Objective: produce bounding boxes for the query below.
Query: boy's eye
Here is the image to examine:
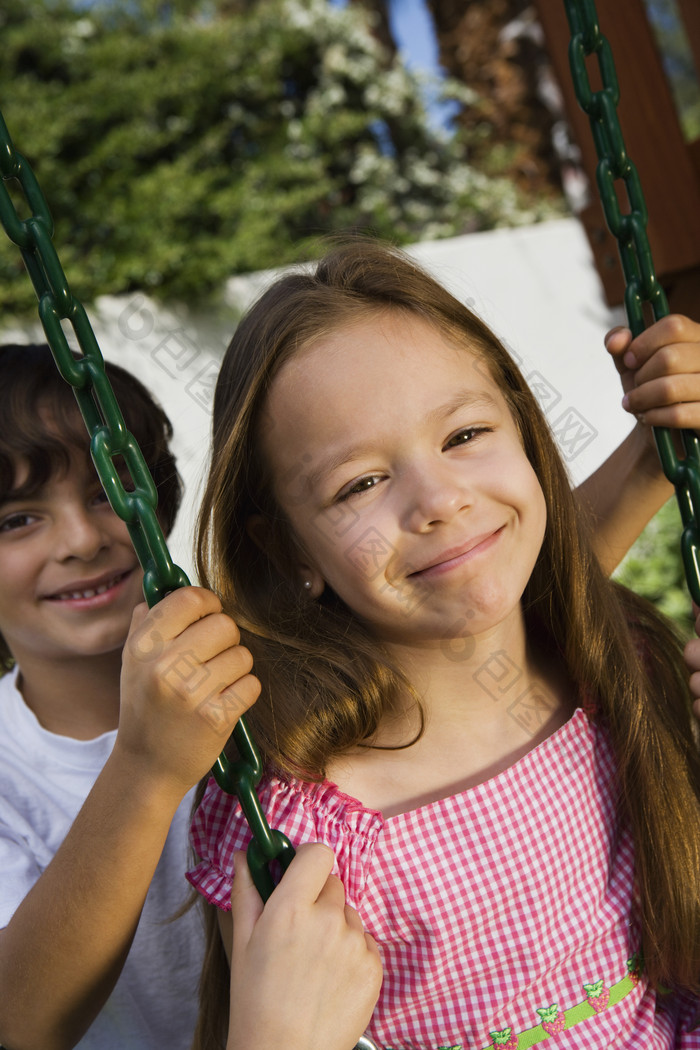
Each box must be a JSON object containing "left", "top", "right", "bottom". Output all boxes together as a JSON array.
[{"left": 0, "top": 512, "right": 37, "bottom": 533}]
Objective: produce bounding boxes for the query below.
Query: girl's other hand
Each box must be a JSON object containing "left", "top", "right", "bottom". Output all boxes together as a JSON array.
[
  {"left": 117, "top": 586, "right": 260, "bottom": 797},
  {"left": 605, "top": 314, "right": 700, "bottom": 432},
  {"left": 227, "top": 843, "right": 382, "bottom": 1050}
]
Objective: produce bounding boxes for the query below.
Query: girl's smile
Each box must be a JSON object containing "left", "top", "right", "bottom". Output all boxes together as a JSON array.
[
  {"left": 406, "top": 524, "right": 506, "bottom": 579},
  {"left": 261, "top": 309, "right": 547, "bottom": 650}
]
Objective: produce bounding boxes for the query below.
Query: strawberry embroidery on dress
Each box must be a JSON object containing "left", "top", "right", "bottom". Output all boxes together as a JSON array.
[
  {"left": 626, "top": 951, "right": 643, "bottom": 985},
  {"left": 583, "top": 978, "right": 610, "bottom": 1013},
  {"left": 536, "top": 1003, "right": 566, "bottom": 1036},
  {"left": 489, "top": 1026, "right": 518, "bottom": 1048}
]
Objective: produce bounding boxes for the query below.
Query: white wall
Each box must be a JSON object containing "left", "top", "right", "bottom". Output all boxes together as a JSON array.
[{"left": 1, "top": 217, "right": 629, "bottom": 579}]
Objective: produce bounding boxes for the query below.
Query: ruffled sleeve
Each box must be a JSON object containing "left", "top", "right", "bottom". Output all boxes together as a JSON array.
[{"left": 187, "top": 774, "right": 384, "bottom": 911}]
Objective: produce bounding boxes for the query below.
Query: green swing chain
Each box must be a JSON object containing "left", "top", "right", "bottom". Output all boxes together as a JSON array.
[
  {"left": 564, "top": 0, "right": 700, "bottom": 606},
  {"left": 0, "top": 111, "right": 294, "bottom": 902}
]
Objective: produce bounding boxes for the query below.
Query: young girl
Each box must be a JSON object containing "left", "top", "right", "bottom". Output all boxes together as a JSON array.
[{"left": 187, "top": 240, "right": 700, "bottom": 1050}]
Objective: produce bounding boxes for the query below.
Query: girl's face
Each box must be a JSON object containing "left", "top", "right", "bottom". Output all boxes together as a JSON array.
[
  {"left": 260, "top": 310, "right": 547, "bottom": 649},
  {"left": 0, "top": 450, "right": 143, "bottom": 667}
]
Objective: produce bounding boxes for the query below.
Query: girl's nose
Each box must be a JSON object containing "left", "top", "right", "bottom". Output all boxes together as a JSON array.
[
  {"left": 402, "top": 465, "right": 471, "bottom": 533},
  {"left": 54, "top": 507, "right": 111, "bottom": 562}
]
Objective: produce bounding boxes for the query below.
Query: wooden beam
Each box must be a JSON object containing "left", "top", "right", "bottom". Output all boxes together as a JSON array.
[{"left": 533, "top": 0, "right": 700, "bottom": 309}]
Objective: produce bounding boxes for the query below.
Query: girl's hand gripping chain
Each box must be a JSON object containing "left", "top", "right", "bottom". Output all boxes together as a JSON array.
[
  {"left": 605, "top": 314, "right": 700, "bottom": 433},
  {"left": 224, "top": 843, "right": 383, "bottom": 1050},
  {"left": 117, "top": 586, "right": 261, "bottom": 799}
]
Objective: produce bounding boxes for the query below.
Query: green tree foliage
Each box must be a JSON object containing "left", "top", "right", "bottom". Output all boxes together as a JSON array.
[
  {"left": 614, "top": 498, "right": 694, "bottom": 637},
  {"left": 0, "top": 0, "right": 553, "bottom": 313}
]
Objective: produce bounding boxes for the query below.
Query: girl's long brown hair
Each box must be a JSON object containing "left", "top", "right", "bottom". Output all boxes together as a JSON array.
[{"left": 192, "top": 240, "right": 700, "bottom": 1048}]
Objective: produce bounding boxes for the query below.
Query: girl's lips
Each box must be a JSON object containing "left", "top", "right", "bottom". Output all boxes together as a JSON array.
[
  {"left": 44, "top": 569, "right": 136, "bottom": 608},
  {"left": 409, "top": 527, "right": 504, "bottom": 579}
]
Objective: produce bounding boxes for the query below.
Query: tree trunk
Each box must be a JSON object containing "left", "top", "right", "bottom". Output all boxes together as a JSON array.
[{"left": 427, "top": 0, "right": 562, "bottom": 196}]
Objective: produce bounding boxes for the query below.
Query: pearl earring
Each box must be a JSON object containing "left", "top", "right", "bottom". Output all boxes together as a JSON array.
[{"left": 303, "top": 580, "right": 312, "bottom": 591}]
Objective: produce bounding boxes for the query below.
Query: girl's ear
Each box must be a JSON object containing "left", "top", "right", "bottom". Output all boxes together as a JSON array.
[
  {"left": 296, "top": 566, "right": 325, "bottom": 600},
  {"left": 247, "top": 514, "right": 325, "bottom": 599},
  {"left": 246, "top": 513, "right": 272, "bottom": 555}
]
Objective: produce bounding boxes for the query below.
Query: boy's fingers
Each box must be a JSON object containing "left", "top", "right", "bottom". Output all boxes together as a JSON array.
[
  {"left": 170, "top": 612, "right": 242, "bottom": 664},
  {"left": 137, "top": 586, "right": 225, "bottom": 644},
  {"left": 197, "top": 673, "right": 261, "bottom": 729},
  {"left": 127, "top": 601, "right": 149, "bottom": 632},
  {"left": 127, "top": 589, "right": 246, "bottom": 667},
  {"left": 194, "top": 645, "right": 256, "bottom": 694},
  {"left": 125, "top": 601, "right": 169, "bottom": 660}
]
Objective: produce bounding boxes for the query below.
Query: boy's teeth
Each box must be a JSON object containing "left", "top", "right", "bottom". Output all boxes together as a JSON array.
[{"left": 58, "top": 576, "right": 119, "bottom": 600}]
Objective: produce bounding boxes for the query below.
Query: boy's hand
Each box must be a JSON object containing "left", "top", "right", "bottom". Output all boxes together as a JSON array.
[
  {"left": 605, "top": 314, "right": 700, "bottom": 433},
  {"left": 227, "top": 843, "right": 382, "bottom": 1050},
  {"left": 117, "top": 586, "right": 260, "bottom": 795}
]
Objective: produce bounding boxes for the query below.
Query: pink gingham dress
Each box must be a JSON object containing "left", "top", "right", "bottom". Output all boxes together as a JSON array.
[{"left": 188, "top": 708, "right": 700, "bottom": 1049}]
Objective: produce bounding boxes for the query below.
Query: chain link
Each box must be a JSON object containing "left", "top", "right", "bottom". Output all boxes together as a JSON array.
[
  {"left": 0, "top": 109, "right": 293, "bottom": 901},
  {"left": 564, "top": 0, "right": 700, "bottom": 605}
]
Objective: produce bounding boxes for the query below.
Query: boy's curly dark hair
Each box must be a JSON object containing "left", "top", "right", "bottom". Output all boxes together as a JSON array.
[{"left": 0, "top": 343, "right": 182, "bottom": 666}]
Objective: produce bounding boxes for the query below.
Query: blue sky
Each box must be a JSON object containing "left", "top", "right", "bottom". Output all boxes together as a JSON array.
[
  {"left": 385, "top": 0, "right": 442, "bottom": 76},
  {"left": 330, "top": 0, "right": 456, "bottom": 127},
  {"left": 331, "top": 0, "right": 440, "bottom": 69},
  {"left": 331, "top": 0, "right": 441, "bottom": 74}
]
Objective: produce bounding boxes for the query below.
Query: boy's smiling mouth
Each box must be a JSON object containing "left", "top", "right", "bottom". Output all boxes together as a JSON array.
[{"left": 45, "top": 569, "right": 135, "bottom": 603}]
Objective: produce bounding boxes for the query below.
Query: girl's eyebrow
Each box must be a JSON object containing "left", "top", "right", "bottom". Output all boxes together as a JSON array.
[
  {"left": 304, "top": 389, "right": 500, "bottom": 491},
  {"left": 426, "top": 389, "right": 499, "bottom": 424},
  {"left": 304, "top": 442, "right": 377, "bottom": 495}
]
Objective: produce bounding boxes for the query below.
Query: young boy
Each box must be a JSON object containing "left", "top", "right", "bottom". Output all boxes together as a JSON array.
[{"left": 0, "top": 344, "right": 261, "bottom": 1050}]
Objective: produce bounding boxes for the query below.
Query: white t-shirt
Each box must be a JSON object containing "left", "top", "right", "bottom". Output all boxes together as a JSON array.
[{"left": 0, "top": 667, "right": 204, "bottom": 1050}]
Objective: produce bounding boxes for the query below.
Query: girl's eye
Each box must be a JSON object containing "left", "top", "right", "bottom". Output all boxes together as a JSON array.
[
  {"left": 337, "top": 475, "right": 381, "bottom": 502},
  {"left": 444, "top": 426, "right": 491, "bottom": 450},
  {"left": 0, "top": 512, "right": 37, "bottom": 533}
]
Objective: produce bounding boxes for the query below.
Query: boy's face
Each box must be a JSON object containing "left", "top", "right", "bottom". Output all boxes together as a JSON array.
[{"left": 0, "top": 451, "right": 143, "bottom": 668}]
